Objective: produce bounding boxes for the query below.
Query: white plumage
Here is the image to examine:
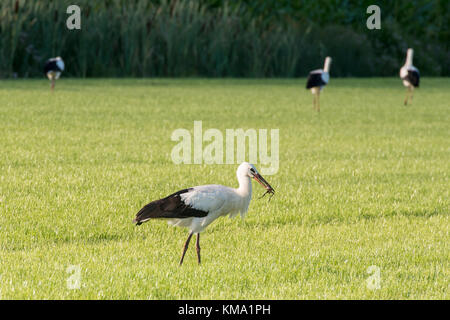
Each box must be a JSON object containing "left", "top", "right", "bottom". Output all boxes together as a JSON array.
[{"left": 168, "top": 184, "right": 247, "bottom": 233}]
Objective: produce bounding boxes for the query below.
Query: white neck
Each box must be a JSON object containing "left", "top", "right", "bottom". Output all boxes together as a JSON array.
[
  {"left": 235, "top": 174, "right": 252, "bottom": 216},
  {"left": 324, "top": 57, "right": 331, "bottom": 72},
  {"left": 237, "top": 174, "right": 252, "bottom": 198},
  {"left": 406, "top": 49, "right": 413, "bottom": 66}
]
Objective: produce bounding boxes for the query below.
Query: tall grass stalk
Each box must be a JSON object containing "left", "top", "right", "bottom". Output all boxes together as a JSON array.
[{"left": 0, "top": 0, "right": 448, "bottom": 78}]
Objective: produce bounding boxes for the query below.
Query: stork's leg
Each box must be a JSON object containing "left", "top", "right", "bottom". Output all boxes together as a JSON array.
[
  {"left": 410, "top": 86, "right": 414, "bottom": 104},
  {"left": 313, "top": 91, "right": 318, "bottom": 111},
  {"left": 316, "top": 91, "right": 320, "bottom": 112},
  {"left": 404, "top": 87, "right": 410, "bottom": 106},
  {"left": 51, "top": 79, "right": 55, "bottom": 92},
  {"left": 179, "top": 232, "right": 193, "bottom": 266},
  {"left": 196, "top": 233, "right": 201, "bottom": 265}
]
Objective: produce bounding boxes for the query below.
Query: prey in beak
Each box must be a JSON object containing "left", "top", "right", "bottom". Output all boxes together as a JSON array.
[{"left": 252, "top": 172, "right": 275, "bottom": 201}]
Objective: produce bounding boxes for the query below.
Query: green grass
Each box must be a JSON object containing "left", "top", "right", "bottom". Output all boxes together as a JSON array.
[{"left": 0, "top": 78, "right": 448, "bottom": 299}]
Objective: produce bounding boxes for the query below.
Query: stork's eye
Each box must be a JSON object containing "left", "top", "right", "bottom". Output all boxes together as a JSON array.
[{"left": 250, "top": 168, "right": 255, "bottom": 173}]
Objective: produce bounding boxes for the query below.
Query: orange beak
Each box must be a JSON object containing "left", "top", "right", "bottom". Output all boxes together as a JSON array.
[{"left": 253, "top": 173, "right": 274, "bottom": 193}]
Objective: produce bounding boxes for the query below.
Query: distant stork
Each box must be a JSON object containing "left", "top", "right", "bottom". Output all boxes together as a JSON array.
[
  {"left": 133, "top": 162, "right": 275, "bottom": 266},
  {"left": 44, "top": 57, "right": 64, "bottom": 91},
  {"left": 306, "top": 56, "right": 332, "bottom": 112},
  {"left": 400, "top": 48, "right": 420, "bottom": 105}
]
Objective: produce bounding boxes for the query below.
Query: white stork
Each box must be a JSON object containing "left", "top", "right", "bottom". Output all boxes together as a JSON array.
[
  {"left": 44, "top": 57, "right": 65, "bottom": 91},
  {"left": 400, "top": 48, "right": 420, "bottom": 105},
  {"left": 306, "top": 56, "right": 332, "bottom": 112},
  {"left": 133, "top": 162, "right": 275, "bottom": 266}
]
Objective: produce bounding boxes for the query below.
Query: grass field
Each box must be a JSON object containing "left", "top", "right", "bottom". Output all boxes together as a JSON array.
[{"left": 0, "top": 78, "right": 448, "bottom": 299}]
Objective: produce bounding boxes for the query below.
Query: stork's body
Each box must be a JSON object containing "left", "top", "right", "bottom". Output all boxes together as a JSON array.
[
  {"left": 44, "top": 57, "right": 64, "bottom": 91},
  {"left": 306, "top": 57, "right": 332, "bottom": 112},
  {"left": 133, "top": 162, "right": 274, "bottom": 265},
  {"left": 400, "top": 48, "right": 420, "bottom": 105}
]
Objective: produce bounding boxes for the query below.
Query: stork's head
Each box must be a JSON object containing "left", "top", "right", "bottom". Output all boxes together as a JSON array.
[{"left": 237, "top": 162, "right": 275, "bottom": 194}]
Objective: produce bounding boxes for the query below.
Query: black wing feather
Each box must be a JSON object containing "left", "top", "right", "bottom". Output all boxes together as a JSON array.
[
  {"left": 44, "top": 59, "right": 62, "bottom": 75},
  {"left": 406, "top": 70, "right": 420, "bottom": 87},
  {"left": 306, "top": 72, "right": 325, "bottom": 89},
  {"left": 133, "top": 188, "right": 208, "bottom": 225}
]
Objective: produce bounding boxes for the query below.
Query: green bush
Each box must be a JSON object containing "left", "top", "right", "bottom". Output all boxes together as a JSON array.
[{"left": 0, "top": 0, "right": 448, "bottom": 78}]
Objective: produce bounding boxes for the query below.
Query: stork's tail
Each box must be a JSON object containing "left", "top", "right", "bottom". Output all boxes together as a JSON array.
[{"left": 133, "top": 202, "right": 159, "bottom": 226}]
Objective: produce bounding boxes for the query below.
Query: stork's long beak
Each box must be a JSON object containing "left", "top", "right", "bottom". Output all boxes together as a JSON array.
[{"left": 253, "top": 173, "right": 274, "bottom": 193}]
